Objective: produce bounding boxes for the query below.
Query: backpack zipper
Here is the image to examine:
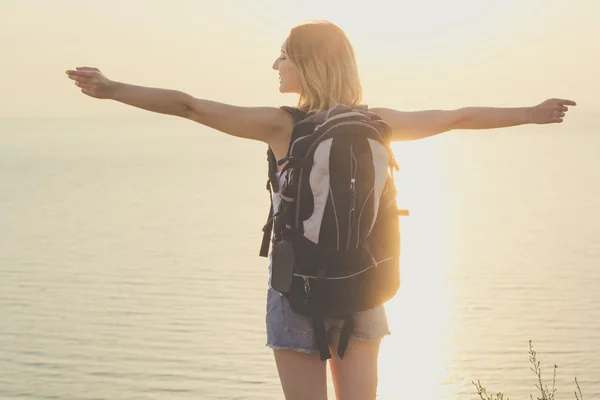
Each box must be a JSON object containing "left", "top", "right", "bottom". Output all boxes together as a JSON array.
[
  {"left": 295, "top": 169, "right": 303, "bottom": 229},
  {"left": 347, "top": 177, "right": 355, "bottom": 250},
  {"left": 293, "top": 257, "right": 393, "bottom": 280},
  {"left": 347, "top": 145, "right": 357, "bottom": 250}
]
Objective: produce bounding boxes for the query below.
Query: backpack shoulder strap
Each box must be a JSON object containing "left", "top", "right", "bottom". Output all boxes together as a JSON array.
[
  {"left": 280, "top": 106, "right": 308, "bottom": 124},
  {"left": 260, "top": 106, "right": 308, "bottom": 257},
  {"left": 267, "top": 106, "right": 307, "bottom": 172},
  {"left": 267, "top": 107, "right": 308, "bottom": 187}
]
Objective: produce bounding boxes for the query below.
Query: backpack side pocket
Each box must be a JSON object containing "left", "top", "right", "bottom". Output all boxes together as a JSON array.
[{"left": 270, "top": 239, "right": 295, "bottom": 293}]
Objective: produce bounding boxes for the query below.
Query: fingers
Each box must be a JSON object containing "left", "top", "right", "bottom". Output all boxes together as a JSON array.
[
  {"left": 76, "top": 66, "right": 99, "bottom": 72},
  {"left": 74, "top": 81, "right": 94, "bottom": 89},
  {"left": 66, "top": 68, "right": 100, "bottom": 97},
  {"left": 69, "top": 75, "right": 94, "bottom": 84},
  {"left": 555, "top": 109, "right": 565, "bottom": 123},
  {"left": 555, "top": 98, "right": 577, "bottom": 106},
  {"left": 65, "top": 67, "right": 106, "bottom": 99},
  {"left": 67, "top": 75, "right": 97, "bottom": 88},
  {"left": 66, "top": 70, "right": 100, "bottom": 88},
  {"left": 66, "top": 69, "right": 98, "bottom": 78}
]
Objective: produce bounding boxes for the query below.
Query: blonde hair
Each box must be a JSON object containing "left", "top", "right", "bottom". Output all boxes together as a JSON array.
[{"left": 286, "top": 21, "right": 363, "bottom": 114}]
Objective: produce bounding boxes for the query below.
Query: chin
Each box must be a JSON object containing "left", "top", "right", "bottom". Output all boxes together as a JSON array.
[{"left": 278, "top": 85, "right": 299, "bottom": 95}]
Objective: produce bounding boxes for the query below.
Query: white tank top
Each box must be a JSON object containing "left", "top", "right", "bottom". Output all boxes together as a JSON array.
[{"left": 271, "top": 170, "right": 287, "bottom": 217}]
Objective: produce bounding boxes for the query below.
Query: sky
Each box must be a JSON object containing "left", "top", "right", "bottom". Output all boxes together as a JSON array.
[{"left": 0, "top": 0, "right": 599, "bottom": 119}]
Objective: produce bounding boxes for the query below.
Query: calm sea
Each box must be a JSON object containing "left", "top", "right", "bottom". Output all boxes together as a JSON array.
[{"left": 1, "top": 116, "right": 599, "bottom": 399}]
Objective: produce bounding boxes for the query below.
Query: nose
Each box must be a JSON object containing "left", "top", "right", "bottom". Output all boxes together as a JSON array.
[{"left": 272, "top": 58, "right": 279, "bottom": 71}]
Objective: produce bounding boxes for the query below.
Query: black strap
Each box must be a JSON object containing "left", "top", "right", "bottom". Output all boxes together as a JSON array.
[
  {"left": 280, "top": 106, "right": 308, "bottom": 125},
  {"left": 337, "top": 315, "right": 355, "bottom": 359},
  {"left": 312, "top": 265, "right": 332, "bottom": 361},
  {"left": 313, "top": 316, "right": 331, "bottom": 361},
  {"left": 259, "top": 182, "right": 274, "bottom": 258}
]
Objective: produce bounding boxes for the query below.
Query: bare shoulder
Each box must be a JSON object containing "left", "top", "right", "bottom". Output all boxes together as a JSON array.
[
  {"left": 368, "top": 107, "right": 413, "bottom": 139},
  {"left": 368, "top": 107, "right": 410, "bottom": 126}
]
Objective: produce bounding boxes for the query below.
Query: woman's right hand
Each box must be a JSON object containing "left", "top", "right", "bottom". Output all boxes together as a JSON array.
[{"left": 65, "top": 67, "right": 116, "bottom": 99}]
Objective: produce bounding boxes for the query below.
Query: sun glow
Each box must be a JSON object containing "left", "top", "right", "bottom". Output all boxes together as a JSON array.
[{"left": 376, "top": 140, "right": 457, "bottom": 399}]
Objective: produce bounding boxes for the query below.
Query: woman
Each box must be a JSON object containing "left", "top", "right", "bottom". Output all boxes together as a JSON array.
[{"left": 66, "top": 20, "right": 575, "bottom": 400}]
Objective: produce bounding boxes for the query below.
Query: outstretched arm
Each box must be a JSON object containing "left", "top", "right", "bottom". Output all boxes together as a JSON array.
[
  {"left": 371, "top": 98, "right": 576, "bottom": 141},
  {"left": 65, "top": 67, "right": 293, "bottom": 144}
]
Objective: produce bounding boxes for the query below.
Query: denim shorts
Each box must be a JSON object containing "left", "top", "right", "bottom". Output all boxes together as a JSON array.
[{"left": 265, "top": 287, "right": 391, "bottom": 353}]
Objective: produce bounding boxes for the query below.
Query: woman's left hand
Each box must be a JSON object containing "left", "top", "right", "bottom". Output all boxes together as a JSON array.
[{"left": 532, "top": 98, "right": 577, "bottom": 124}]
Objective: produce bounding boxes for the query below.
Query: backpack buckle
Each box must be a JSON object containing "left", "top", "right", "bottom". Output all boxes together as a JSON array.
[{"left": 277, "top": 156, "right": 291, "bottom": 166}]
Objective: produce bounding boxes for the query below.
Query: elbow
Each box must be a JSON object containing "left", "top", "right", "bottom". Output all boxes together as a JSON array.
[
  {"left": 179, "top": 103, "right": 192, "bottom": 119},
  {"left": 447, "top": 108, "right": 475, "bottom": 131},
  {"left": 415, "top": 110, "right": 464, "bottom": 138},
  {"left": 178, "top": 92, "right": 200, "bottom": 120}
]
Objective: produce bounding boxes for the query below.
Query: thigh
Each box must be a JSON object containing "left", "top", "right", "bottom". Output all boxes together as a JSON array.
[
  {"left": 273, "top": 349, "right": 328, "bottom": 400},
  {"left": 267, "top": 288, "right": 328, "bottom": 399},
  {"left": 328, "top": 331, "right": 381, "bottom": 400}
]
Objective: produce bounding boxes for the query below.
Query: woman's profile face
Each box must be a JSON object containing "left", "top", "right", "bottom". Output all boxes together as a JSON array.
[{"left": 272, "top": 40, "right": 302, "bottom": 94}]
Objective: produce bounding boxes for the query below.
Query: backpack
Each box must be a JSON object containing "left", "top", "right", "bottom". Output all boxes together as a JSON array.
[{"left": 260, "top": 104, "right": 402, "bottom": 361}]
